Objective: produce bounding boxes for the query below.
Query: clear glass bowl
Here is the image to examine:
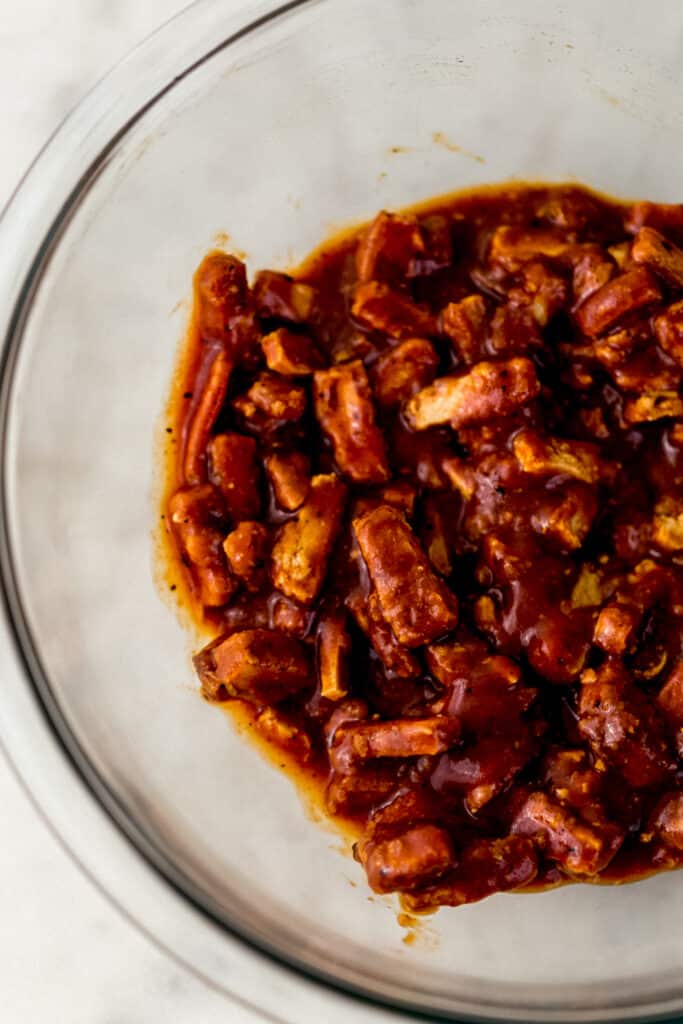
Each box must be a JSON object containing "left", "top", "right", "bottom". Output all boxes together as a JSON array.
[{"left": 2, "top": 1, "right": 683, "bottom": 1021}]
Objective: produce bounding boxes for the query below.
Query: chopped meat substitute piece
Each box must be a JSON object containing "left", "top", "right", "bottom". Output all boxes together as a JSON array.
[
  {"left": 512, "top": 429, "right": 602, "bottom": 484},
  {"left": 579, "top": 662, "right": 675, "bottom": 789},
  {"left": 431, "top": 730, "right": 537, "bottom": 813},
  {"left": 590, "top": 328, "right": 638, "bottom": 370},
  {"left": 405, "top": 357, "right": 540, "bottom": 430},
  {"left": 654, "top": 300, "right": 683, "bottom": 366},
  {"left": 624, "top": 392, "right": 683, "bottom": 424},
  {"left": 353, "top": 505, "right": 458, "bottom": 646},
  {"left": 351, "top": 281, "right": 437, "bottom": 338},
  {"left": 419, "top": 494, "right": 455, "bottom": 576},
  {"left": 627, "top": 200, "right": 683, "bottom": 236},
  {"left": 530, "top": 484, "right": 598, "bottom": 551},
  {"left": 264, "top": 450, "right": 310, "bottom": 511},
  {"left": 270, "top": 596, "right": 309, "bottom": 638},
  {"left": 652, "top": 496, "right": 683, "bottom": 552},
  {"left": 416, "top": 213, "right": 453, "bottom": 273},
  {"left": 193, "top": 628, "right": 311, "bottom": 703},
  {"left": 195, "top": 252, "right": 256, "bottom": 356},
  {"left": 347, "top": 590, "right": 421, "bottom": 679},
  {"left": 317, "top": 611, "right": 351, "bottom": 701},
  {"left": 427, "top": 641, "right": 536, "bottom": 731},
  {"left": 371, "top": 338, "right": 439, "bottom": 408},
  {"left": 253, "top": 270, "right": 317, "bottom": 323},
  {"left": 356, "top": 210, "right": 425, "bottom": 283},
  {"left": 632, "top": 226, "right": 683, "bottom": 288},
  {"left": 357, "top": 824, "right": 454, "bottom": 893},
  {"left": 403, "top": 836, "right": 538, "bottom": 910},
  {"left": 233, "top": 372, "right": 307, "bottom": 424},
  {"left": 489, "top": 225, "right": 573, "bottom": 271},
  {"left": 208, "top": 432, "right": 261, "bottom": 521},
  {"left": 593, "top": 602, "right": 642, "bottom": 654},
  {"left": 651, "top": 792, "right": 683, "bottom": 852},
  {"left": 542, "top": 747, "right": 604, "bottom": 813},
  {"left": 223, "top": 521, "right": 269, "bottom": 591},
  {"left": 271, "top": 474, "right": 347, "bottom": 604},
  {"left": 657, "top": 661, "right": 683, "bottom": 756},
  {"left": 260, "top": 327, "right": 325, "bottom": 375},
  {"left": 574, "top": 267, "right": 661, "bottom": 337},
  {"left": 488, "top": 302, "right": 543, "bottom": 357},
  {"left": 330, "top": 715, "right": 460, "bottom": 773},
  {"left": 439, "top": 294, "right": 487, "bottom": 364},
  {"left": 508, "top": 260, "right": 568, "bottom": 327},
  {"left": 325, "top": 767, "right": 396, "bottom": 815},
  {"left": 512, "top": 791, "right": 623, "bottom": 875},
  {"left": 255, "top": 707, "right": 311, "bottom": 762},
  {"left": 184, "top": 350, "right": 232, "bottom": 485},
  {"left": 313, "top": 360, "right": 390, "bottom": 483},
  {"left": 168, "top": 484, "right": 235, "bottom": 607},
  {"left": 572, "top": 245, "right": 615, "bottom": 306}
]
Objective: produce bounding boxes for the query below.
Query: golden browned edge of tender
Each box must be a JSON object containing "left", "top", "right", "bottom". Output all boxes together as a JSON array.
[{"left": 153, "top": 180, "right": 674, "bottom": 906}]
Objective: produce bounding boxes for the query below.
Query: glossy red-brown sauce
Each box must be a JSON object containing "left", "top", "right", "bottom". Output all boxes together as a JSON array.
[{"left": 162, "top": 184, "right": 683, "bottom": 910}]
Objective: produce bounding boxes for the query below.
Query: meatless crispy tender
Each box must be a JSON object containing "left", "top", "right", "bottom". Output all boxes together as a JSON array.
[
  {"left": 651, "top": 792, "right": 683, "bottom": 852},
  {"left": 317, "top": 612, "right": 351, "bottom": 701},
  {"left": 512, "top": 791, "right": 624, "bottom": 876},
  {"left": 184, "top": 351, "right": 232, "bottom": 485},
  {"left": 632, "top": 226, "right": 683, "bottom": 288},
  {"left": 168, "top": 184, "right": 683, "bottom": 912},
  {"left": 512, "top": 429, "right": 602, "bottom": 484},
  {"left": 572, "top": 245, "right": 615, "bottom": 306},
  {"left": 330, "top": 716, "right": 461, "bottom": 773},
  {"left": 271, "top": 474, "right": 347, "bottom": 604},
  {"left": 657, "top": 661, "right": 683, "bottom": 757},
  {"left": 593, "top": 602, "right": 641, "bottom": 654},
  {"left": 222, "top": 521, "right": 269, "bottom": 590},
  {"left": 168, "top": 485, "right": 236, "bottom": 607},
  {"left": 260, "top": 327, "right": 325, "bottom": 375},
  {"left": 252, "top": 270, "right": 317, "bottom": 323},
  {"left": 624, "top": 392, "right": 683, "bottom": 424},
  {"left": 579, "top": 662, "right": 675, "bottom": 789},
  {"left": 313, "top": 361, "right": 390, "bottom": 483},
  {"left": 195, "top": 252, "right": 256, "bottom": 355},
  {"left": 234, "top": 372, "right": 307, "bottom": 424},
  {"left": 530, "top": 484, "right": 598, "bottom": 550},
  {"left": 574, "top": 267, "right": 661, "bottom": 336},
  {"left": 357, "top": 824, "right": 454, "bottom": 893},
  {"left": 439, "top": 295, "right": 487, "bottom": 364},
  {"left": 489, "top": 225, "right": 573, "bottom": 271},
  {"left": 403, "top": 836, "right": 538, "bottom": 910},
  {"left": 264, "top": 450, "right": 310, "bottom": 511},
  {"left": 654, "top": 301, "right": 683, "bottom": 366},
  {"left": 351, "top": 281, "right": 437, "bottom": 338},
  {"left": 194, "top": 628, "right": 311, "bottom": 703},
  {"left": 405, "top": 357, "right": 540, "bottom": 430},
  {"left": 356, "top": 210, "right": 425, "bottom": 284},
  {"left": 353, "top": 505, "right": 458, "bottom": 646},
  {"left": 371, "top": 338, "right": 439, "bottom": 408},
  {"left": 347, "top": 590, "right": 422, "bottom": 678},
  {"left": 208, "top": 433, "right": 261, "bottom": 521},
  {"left": 627, "top": 200, "right": 683, "bottom": 235}
]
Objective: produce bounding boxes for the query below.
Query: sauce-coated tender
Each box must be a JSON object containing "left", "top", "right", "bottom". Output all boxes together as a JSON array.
[{"left": 167, "top": 184, "right": 683, "bottom": 912}]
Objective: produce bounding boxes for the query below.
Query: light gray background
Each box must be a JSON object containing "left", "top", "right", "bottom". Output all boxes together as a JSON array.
[{"left": 0, "top": 3, "right": 263, "bottom": 1020}]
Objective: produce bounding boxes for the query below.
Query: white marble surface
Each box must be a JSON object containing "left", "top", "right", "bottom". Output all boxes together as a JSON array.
[{"left": 0, "top": 3, "right": 262, "bottom": 1020}]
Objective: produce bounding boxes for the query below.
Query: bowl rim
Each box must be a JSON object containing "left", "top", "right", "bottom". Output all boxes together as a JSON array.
[{"left": 1, "top": 1, "right": 683, "bottom": 1021}]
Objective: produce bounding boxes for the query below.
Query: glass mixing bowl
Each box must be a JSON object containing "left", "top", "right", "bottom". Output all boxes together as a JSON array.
[{"left": 2, "top": 1, "right": 683, "bottom": 1021}]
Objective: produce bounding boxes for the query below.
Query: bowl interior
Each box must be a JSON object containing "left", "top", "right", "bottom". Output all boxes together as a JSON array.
[{"left": 4, "top": 0, "right": 683, "bottom": 1019}]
